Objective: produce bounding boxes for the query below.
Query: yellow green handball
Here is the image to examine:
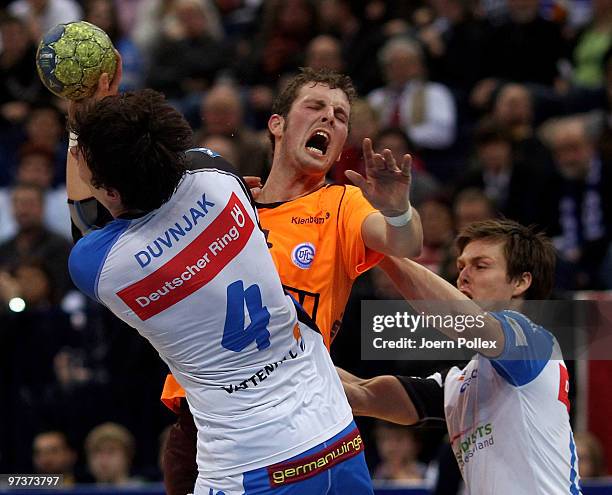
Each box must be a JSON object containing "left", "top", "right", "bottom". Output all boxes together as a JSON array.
[{"left": 36, "top": 21, "right": 117, "bottom": 100}]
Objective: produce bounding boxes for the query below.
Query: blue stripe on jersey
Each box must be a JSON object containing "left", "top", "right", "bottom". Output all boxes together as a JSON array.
[
  {"left": 489, "top": 310, "right": 554, "bottom": 387},
  {"left": 569, "top": 431, "right": 581, "bottom": 494},
  {"left": 69, "top": 219, "right": 132, "bottom": 302}
]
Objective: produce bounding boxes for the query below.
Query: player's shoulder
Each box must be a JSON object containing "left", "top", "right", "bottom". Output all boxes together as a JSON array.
[
  {"left": 491, "top": 309, "right": 554, "bottom": 339},
  {"left": 185, "top": 147, "right": 239, "bottom": 176},
  {"left": 69, "top": 218, "right": 132, "bottom": 301}
]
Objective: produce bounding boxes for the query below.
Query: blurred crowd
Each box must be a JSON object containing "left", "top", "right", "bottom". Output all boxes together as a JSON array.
[{"left": 0, "top": 0, "right": 611, "bottom": 486}]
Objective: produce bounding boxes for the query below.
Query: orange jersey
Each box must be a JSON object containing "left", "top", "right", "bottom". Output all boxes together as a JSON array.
[{"left": 161, "top": 184, "right": 383, "bottom": 412}]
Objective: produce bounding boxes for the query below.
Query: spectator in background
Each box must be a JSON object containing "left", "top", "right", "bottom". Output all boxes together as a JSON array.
[
  {"left": 0, "top": 103, "right": 67, "bottom": 187},
  {"left": 456, "top": 119, "right": 549, "bottom": 228},
  {"left": 373, "top": 420, "right": 426, "bottom": 482},
  {"left": 132, "top": 0, "right": 223, "bottom": 64},
  {"left": 305, "top": 34, "right": 345, "bottom": 73},
  {"left": 8, "top": 0, "right": 82, "bottom": 43},
  {"left": 593, "top": 46, "right": 612, "bottom": 162},
  {"left": 374, "top": 127, "right": 440, "bottom": 207},
  {"left": 572, "top": 0, "right": 612, "bottom": 89},
  {"left": 542, "top": 116, "right": 612, "bottom": 289},
  {"left": 0, "top": 145, "right": 71, "bottom": 242},
  {"left": 0, "top": 259, "right": 55, "bottom": 309},
  {"left": 411, "top": 195, "right": 454, "bottom": 275},
  {"left": 453, "top": 187, "right": 496, "bottom": 232},
  {"left": 316, "top": 0, "right": 385, "bottom": 94},
  {"left": 238, "top": 0, "right": 318, "bottom": 86},
  {"left": 85, "top": 423, "right": 139, "bottom": 485},
  {"left": 480, "top": 0, "right": 566, "bottom": 87},
  {"left": 195, "top": 134, "right": 239, "bottom": 167},
  {"left": 419, "top": 0, "right": 490, "bottom": 100},
  {"left": 0, "top": 182, "right": 72, "bottom": 299},
  {"left": 145, "top": 0, "right": 228, "bottom": 100},
  {"left": 491, "top": 82, "right": 555, "bottom": 170},
  {"left": 368, "top": 37, "right": 456, "bottom": 151},
  {"left": 32, "top": 431, "right": 77, "bottom": 484},
  {"left": 199, "top": 82, "right": 269, "bottom": 178},
  {"left": 84, "top": 0, "right": 143, "bottom": 92},
  {"left": 575, "top": 431, "right": 607, "bottom": 478},
  {"left": 0, "top": 14, "right": 46, "bottom": 128}
]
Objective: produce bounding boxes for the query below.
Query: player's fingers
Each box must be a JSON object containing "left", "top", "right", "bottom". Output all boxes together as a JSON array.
[
  {"left": 400, "top": 154, "right": 412, "bottom": 178},
  {"left": 243, "top": 176, "right": 263, "bottom": 189},
  {"left": 344, "top": 170, "right": 367, "bottom": 189},
  {"left": 382, "top": 148, "right": 399, "bottom": 172},
  {"left": 109, "top": 49, "right": 123, "bottom": 94},
  {"left": 362, "top": 138, "right": 374, "bottom": 168},
  {"left": 96, "top": 72, "right": 109, "bottom": 97}
]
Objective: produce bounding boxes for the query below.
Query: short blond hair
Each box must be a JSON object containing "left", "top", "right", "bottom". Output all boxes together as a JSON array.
[{"left": 85, "top": 423, "right": 135, "bottom": 459}]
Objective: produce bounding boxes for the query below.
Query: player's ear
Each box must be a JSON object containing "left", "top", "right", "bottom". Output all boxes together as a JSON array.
[
  {"left": 103, "top": 187, "right": 121, "bottom": 203},
  {"left": 268, "top": 114, "right": 284, "bottom": 139},
  {"left": 512, "top": 272, "right": 532, "bottom": 298},
  {"left": 336, "top": 151, "right": 342, "bottom": 162}
]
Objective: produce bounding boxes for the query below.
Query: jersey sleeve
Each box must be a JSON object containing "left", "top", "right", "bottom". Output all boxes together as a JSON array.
[
  {"left": 488, "top": 310, "right": 555, "bottom": 387},
  {"left": 337, "top": 186, "right": 384, "bottom": 279},
  {"left": 68, "top": 219, "right": 131, "bottom": 302},
  {"left": 69, "top": 197, "right": 114, "bottom": 242},
  {"left": 396, "top": 371, "right": 447, "bottom": 423}
]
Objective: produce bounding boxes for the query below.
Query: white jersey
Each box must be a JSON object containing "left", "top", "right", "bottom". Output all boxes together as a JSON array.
[
  {"left": 69, "top": 149, "right": 352, "bottom": 482},
  {"left": 432, "top": 311, "right": 581, "bottom": 495}
]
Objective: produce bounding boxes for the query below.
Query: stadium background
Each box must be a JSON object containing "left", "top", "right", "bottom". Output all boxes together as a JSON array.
[{"left": 0, "top": 0, "right": 611, "bottom": 491}]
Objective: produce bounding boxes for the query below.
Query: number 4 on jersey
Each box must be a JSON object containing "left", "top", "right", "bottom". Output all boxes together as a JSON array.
[{"left": 222, "top": 280, "right": 271, "bottom": 352}]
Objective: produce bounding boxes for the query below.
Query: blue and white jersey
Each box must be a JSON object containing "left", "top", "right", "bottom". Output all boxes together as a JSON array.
[
  {"left": 68, "top": 150, "right": 352, "bottom": 485},
  {"left": 439, "top": 310, "right": 581, "bottom": 495}
]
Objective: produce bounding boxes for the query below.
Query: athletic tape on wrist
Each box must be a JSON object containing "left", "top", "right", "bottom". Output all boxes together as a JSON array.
[{"left": 383, "top": 206, "right": 413, "bottom": 227}]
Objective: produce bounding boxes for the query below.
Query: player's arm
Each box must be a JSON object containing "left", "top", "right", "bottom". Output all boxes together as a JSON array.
[
  {"left": 345, "top": 138, "right": 423, "bottom": 259},
  {"left": 67, "top": 54, "right": 122, "bottom": 239},
  {"left": 340, "top": 372, "right": 419, "bottom": 425},
  {"left": 379, "top": 256, "right": 506, "bottom": 358},
  {"left": 339, "top": 367, "right": 446, "bottom": 425}
]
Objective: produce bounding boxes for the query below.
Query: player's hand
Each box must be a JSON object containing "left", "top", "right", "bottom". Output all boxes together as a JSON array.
[
  {"left": 68, "top": 50, "right": 122, "bottom": 123},
  {"left": 244, "top": 176, "right": 263, "bottom": 200},
  {"left": 344, "top": 138, "right": 412, "bottom": 217},
  {"left": 93, "top": 49, "right": 123, "bottom": 100}
]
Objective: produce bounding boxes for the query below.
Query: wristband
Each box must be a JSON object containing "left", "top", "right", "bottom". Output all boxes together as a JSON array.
[
  {"left": 69, "top": 132, "right": 78, "bottom": 147},
  {"left": 383, "top": 206, "right": 413, "bottom": 227}
]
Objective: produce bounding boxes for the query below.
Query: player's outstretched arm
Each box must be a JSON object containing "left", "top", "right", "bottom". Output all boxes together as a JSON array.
[
  {"left": 346, "top": 138, "right": 423, "bottom": 259},
  {"left": 379, "top": 256, "right": 506, "bottom": 358},
  {"left": 66, "top": 52, "right": 122, "bottom": 202},
  {"left": 338, "top": 368, "right": 420, "bottom": 425}
]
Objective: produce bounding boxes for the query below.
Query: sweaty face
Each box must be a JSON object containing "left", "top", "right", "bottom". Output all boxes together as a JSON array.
[
  {"left": 456, "top": 239, "right": 526, "bottom": 301},
  {"left": 277, "top": 83, "right": 350, "bottom": 175}
]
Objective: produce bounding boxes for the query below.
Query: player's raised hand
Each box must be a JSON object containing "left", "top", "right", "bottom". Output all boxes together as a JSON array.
[
  {"left": 243, "top": 176, "right": 263, "bottom": 200},
  {"left": 68, "top": 50, "right": 122, "bottom": 123},
  {"left": 344, "top": 137, "right": 412, "bottom": 217}
]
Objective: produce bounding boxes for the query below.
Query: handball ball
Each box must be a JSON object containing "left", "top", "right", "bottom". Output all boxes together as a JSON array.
[{"left": 36, "top": 21, "right": 117, "bottom": 101}]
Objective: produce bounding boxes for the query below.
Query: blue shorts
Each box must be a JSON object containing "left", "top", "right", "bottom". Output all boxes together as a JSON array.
[{"left": 199, "top": 421, "right": 373, "bottom": 494}]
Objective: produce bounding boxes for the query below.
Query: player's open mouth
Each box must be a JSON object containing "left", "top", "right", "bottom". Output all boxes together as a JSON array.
[
  {"left": 459, "top": 288, "right": 472, "bottom": 299},
  {"left": 305, "top": 131, "right": 330, "bottom": 156}
]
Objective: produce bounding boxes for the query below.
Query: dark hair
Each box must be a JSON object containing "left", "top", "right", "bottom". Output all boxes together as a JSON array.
[
  {"left": 71, "top": 89, "right": 193, "bottom": 212},
  {"left": 18, "top": 143, "right": 55, "bottom": 166},
  {"left": 375, "top": 126, "right": 417, "bottom": 153},
  {"left": 269, "top": 67, "right": 357, "bottom": 148},
  {"left": 474, "top": 118, "right": 512, "bottom": 147},
  {"left": 455, "top": 219, "right": 556, "bottom": 299},
  {"left": 13, "top": 181, "right": 45, "bottom": 201}
]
